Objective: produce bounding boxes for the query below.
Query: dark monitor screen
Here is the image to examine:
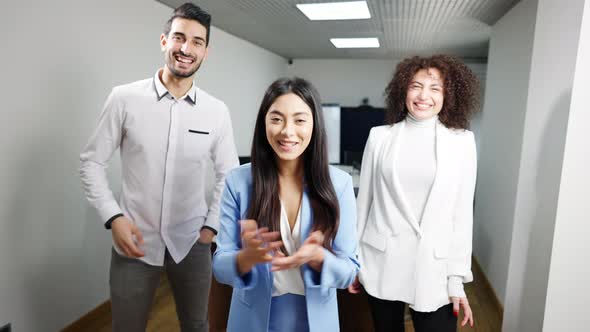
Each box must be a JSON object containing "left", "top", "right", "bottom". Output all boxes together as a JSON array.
[{"left": 340, "top": 106, "right": 385, "bottom": 167}]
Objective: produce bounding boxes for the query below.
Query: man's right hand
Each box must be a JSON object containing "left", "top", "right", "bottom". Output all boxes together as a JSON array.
[{"left": 111, "top": 216, "right": 145, "bottom": 258}]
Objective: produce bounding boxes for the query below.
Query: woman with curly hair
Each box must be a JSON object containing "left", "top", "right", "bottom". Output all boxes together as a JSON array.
[{"left": 348, "top": 55, "right": 479, "bottom": 332}]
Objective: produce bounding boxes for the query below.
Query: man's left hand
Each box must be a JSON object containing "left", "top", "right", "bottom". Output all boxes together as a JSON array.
[{"left": 198, "top": 228, "right": 215, "bottom": 244}]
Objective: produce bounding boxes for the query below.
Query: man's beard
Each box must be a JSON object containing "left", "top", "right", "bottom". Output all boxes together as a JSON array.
[
  {"left": 167, "top": 51, "right": 202, "bottom": 78},
  {"left": 167, "top": 60, "right": 201, "bottom": 78}
]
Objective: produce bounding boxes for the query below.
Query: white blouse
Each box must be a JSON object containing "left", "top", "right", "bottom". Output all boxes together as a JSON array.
[{"left": 271, "top": 201, "right": 305, "bottom": 297}]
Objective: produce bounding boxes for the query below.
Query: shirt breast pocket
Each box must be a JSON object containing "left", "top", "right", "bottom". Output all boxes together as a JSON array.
[{"left": 184, "top": 129, "right": 211, "bottom": 161}]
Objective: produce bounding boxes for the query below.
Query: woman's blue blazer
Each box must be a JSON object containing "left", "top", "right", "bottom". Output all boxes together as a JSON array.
[{"left": 212, "top": 164, "right": 359, "bottom": 332}]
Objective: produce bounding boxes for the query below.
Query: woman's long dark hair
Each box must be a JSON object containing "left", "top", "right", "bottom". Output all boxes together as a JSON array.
[{"left": 248, "top": 77, "right": 340, "bottom": 252}]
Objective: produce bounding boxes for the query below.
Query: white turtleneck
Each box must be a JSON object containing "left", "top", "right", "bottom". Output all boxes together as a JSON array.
[
  {"left": 396, "top": 114, "right": 466, "bottom": 298},
  {"left": 396, "top": 113, "right": 437, "bottom": 224}
]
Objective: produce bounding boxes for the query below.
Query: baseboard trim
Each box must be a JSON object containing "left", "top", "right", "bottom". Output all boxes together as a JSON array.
[
  {"left": 472, "top": 256, "right": 504, "bottom": 320},
  {"left": 61, "top": 300, "right": 111, "bottom": 332}
]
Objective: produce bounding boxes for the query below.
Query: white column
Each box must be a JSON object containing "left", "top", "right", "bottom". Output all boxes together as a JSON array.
[
  {"left": 500, "top": 0, "right": 589, "bottom": 331},
  {"left": 542, "top": 0, "right": 590, "bottom": 330}
]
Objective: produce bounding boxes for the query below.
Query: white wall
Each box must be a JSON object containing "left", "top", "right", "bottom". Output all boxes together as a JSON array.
[
  {"left": 0, "top": 0, "right": 284, "bottom": 330},
  {"left": 473, "top": 0, "right": 538, "bottom": 306},
  {"left": 503, "top": 0, "right": 586, "bottom": 330},
  {"left": 285, "top": 59, "right": 397, "bottom": 108},
  {"left": 543, "top": 1, "right": 590, "bottom": 330},
  {"left": 476, "top": 0, "right": 589, "bottom": 330}
]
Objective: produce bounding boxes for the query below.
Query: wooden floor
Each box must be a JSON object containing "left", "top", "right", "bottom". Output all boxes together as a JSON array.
[{"left": 67, "top": 258, "right": 501, "bottom": 332}]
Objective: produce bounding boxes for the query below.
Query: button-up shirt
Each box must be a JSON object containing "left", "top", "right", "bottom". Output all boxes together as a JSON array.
[{"left": 80, "top": 70, "right": 239, "bottom": 265}]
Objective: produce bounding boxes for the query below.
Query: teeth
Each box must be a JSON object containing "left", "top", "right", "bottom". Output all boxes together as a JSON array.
[
  {"left": 279, "top": 141, "right": 297, "bottom": 147},
  {"left": 414, "top": 102, "right": 432, "bottom": 110},
  {"left": 175, "top": 56, "right": 193, "bottom": 64}
]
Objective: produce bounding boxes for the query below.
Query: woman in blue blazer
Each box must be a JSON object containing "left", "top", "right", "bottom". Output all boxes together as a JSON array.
[{"left": 213, "top": 77, "right": 359, "bottom": 332}]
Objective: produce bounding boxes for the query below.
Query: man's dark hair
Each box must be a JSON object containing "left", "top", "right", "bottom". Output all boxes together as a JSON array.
[{"left": 163, "top": 3, "right": 211, "bottom": 45}]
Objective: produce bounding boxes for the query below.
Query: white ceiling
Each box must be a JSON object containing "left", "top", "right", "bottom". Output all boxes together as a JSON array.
[{"left": 156, "top": 0, "right": 520, "bottom": 61}]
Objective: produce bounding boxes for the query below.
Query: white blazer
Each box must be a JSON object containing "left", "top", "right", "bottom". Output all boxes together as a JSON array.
[{"left": 356, "top": 121, "right": 477, "bottom": 312}]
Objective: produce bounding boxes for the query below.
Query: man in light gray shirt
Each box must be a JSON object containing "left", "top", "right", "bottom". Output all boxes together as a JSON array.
[{"left": 79, "top": 3, "right": 238, "bottom": 331}]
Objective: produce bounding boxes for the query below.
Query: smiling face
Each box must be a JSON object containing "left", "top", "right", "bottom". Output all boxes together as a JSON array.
[
  {"left": 265, "top": 93, "right": 314, "bottom": 167},
  {"left": 405, "top": 68, "right": 445, "bottom": 120},
  {"left": 160, "top": 17, "right": 208, "bottom": 78}
]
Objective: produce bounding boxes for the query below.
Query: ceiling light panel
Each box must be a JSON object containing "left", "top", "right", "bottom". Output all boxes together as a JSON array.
[
  {"left": 330, "top": 37, "right": 380, "bottom": 48},
  {"left": 296, "top": 1, "right": 371, "bottom": 20}
]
